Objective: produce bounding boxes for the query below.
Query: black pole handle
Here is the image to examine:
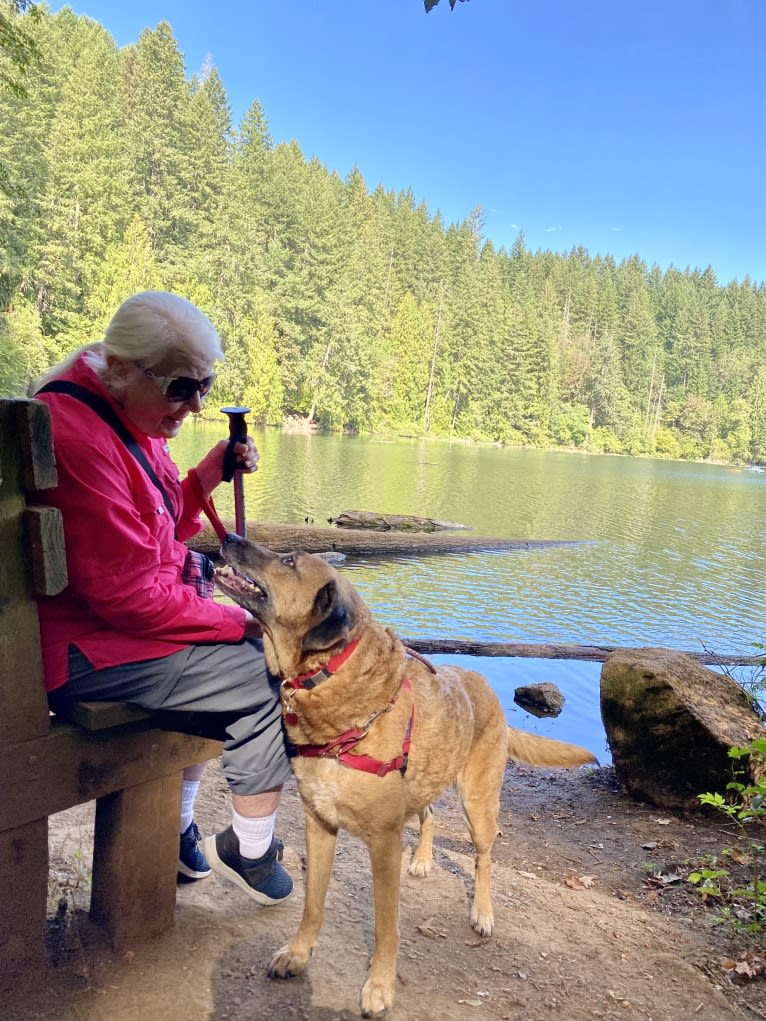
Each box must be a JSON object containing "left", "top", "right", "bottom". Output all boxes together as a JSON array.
[
  {"left": 221, "top": 405, "right": 250, "bottom": 443},
  {"left": 220, "top": 406, "right": 250, "bottom": 481},
  {"left": 220, "top": 406, "right": 251, "bottom": 537}
]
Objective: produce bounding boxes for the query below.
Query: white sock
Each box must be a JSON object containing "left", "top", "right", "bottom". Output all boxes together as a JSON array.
[
  {"left": 232, "top": 808, "right": 276, "bottom": 860},
  {"left": 180, "top": 779, "right": 200, "bottom": 834}
]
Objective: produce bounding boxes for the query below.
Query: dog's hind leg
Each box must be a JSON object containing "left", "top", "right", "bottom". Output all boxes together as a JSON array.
[
  {"left": 457, "top": 743, "right": 505, "bottom": 937},
  {"left": 407, "top": 804, "right": 434, "bottom": 878},
  {"left": 360, "top": 830, "right": 405, "bottom": 1018},
  {"left": 267, "top": 812, "right": 337, "bottom": 980}
]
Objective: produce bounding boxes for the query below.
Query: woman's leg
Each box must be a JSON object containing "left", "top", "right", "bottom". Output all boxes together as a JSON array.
[
  {"left": 177, "top": 761, "right": 212, "bottom": 882},
  {"left": 51, "top": 642, "right": 293, "bottom": 903}
]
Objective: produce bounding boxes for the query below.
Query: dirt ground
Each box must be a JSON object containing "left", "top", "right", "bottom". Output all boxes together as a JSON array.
[{"left": 11, "top": 761, "right": 766, "bottom": 1021}]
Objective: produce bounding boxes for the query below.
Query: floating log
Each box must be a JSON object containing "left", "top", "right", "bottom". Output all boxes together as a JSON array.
[
  {"left": 329, "top": 510, "right": 471, "bottom": 532},
  {"left": 188, "top": 521, "right": 758, "bottom": 668},
  {"left": 401, "top": 638, "right": 762, "bottom": 668},
  {"left": 189, "top": 519, "right": 579, "bottom": 558}
]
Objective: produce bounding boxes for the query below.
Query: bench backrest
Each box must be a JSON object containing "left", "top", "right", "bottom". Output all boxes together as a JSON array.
[{"left": 0, "top": 397, "right": 67, "bottom": 748}]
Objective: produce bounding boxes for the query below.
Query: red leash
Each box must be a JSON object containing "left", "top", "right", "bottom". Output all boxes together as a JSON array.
[{"left": 187, "top": 468, "right": 231, "bottom": 542}]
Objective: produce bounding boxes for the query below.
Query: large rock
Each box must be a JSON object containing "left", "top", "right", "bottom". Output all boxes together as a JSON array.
[{"left": 600, "top": 647, "right": 766, "bottom": 810}]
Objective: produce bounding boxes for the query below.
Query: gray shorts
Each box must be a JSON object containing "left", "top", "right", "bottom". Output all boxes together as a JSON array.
[{"left": 50, "top": 642, "right": 291, "bottom": 796}]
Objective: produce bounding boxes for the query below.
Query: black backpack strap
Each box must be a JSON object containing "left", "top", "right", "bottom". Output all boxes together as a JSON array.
[{"left": 36, "top": 380, "right": 177, "bottom": 525}]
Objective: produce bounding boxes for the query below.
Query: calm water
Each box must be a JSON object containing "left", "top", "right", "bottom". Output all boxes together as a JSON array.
[{"left": 171, "top": 421, "right": 766, "bottom": 763}]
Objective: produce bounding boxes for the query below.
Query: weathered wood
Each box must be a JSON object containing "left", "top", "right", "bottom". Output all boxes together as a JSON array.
[
  {"left": 0, "top": 722, "right": 221, "bottom": 832},
  {"left": 14, "top": 398, "right": 58, "bottom": 492},
  {"left": 189, "top": 519, "right": 580, "bottom": 558},
  {"left": 91, "top": 774, "right": 181, "bottom": 950},
  {"left": 24, "top": 505, "right": 68, "bottom": 596},
  {"left": 401, "top": 637, "right": 762, "bottom": 667},
  {"left": 330, "top": 509, "right": 471, "bottom": 532},
  {"left": 1, "top": 396, "right": 227, "bottom": 988},
  {"left": 0, "top": 820, "right": 48, "bottom": 985},
  {"left": 0, "top": 400, "right": 51, "bottom": 745},
  {"left": 62, "top": 699, "right": 151, "bottom": 731}
]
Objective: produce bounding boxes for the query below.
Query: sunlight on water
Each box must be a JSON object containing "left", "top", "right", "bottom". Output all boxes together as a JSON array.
[{"left": 172, "top": 421, "right": 766, "bottom": 761}]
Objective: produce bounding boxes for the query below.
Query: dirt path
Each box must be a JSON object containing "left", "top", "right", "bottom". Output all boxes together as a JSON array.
[{"left": 13, "top": 765, "right": 766, "bottom": 1021}]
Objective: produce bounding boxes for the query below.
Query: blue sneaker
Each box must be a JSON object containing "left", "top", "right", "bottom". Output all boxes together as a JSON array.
[
  {"left": 202, "top": 826, "right": 293, "bottom": 905},
  {"left": 178, "top": 821, "right": 211, "bottom": 882}
]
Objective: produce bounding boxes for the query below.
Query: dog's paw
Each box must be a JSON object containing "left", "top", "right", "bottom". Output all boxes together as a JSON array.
[
  {"left": 267, "top": 942, "right": 311, "bottom": 979},
  {"left": 469, "top": 908, "right": 494, "bottom": 938},
  {"left": 407, "top": 857, "right": 432, "bottom": 878},
  {"left": 360, "top": 974, "right": 394, "bottom": 1018}
]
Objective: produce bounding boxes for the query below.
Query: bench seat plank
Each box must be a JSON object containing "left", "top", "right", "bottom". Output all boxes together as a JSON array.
[
  {"left": 0, "top": 722, "right": 221, "bottom": 831},
  {"left": 61, "top": 700, "right": 152, "bottom": 731}
]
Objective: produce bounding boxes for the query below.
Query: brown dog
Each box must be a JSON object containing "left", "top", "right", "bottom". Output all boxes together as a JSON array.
[{"left": 215, "top": 536, "right": 597, "bottom": 1018}]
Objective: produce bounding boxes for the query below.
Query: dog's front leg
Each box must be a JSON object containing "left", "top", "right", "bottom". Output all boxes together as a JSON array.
[
  {"left": 360, "top": 831, "right": 403, "bottom": 1018},
  {"left": 267, "top": 812, "right": 337, "bottom": 980}
]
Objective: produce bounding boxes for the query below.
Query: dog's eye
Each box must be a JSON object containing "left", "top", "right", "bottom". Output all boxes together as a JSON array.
[{"left": 280, "top": 555, "right": 295, "bottom": 568}]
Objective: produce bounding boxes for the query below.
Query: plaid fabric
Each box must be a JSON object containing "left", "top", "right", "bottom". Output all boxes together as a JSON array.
[{"left": 182, "top": 550, "right": 215, "bottom": 599}]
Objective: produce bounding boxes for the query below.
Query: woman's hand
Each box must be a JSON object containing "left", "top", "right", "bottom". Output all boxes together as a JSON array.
[
  {"left": 194, "top": 438, "right": 260, "bottom": 494},
  {"left": 243, "top": 615, "right": 264, "bottom": 639}
]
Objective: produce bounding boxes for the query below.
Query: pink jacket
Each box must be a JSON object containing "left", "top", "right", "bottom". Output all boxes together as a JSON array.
[{"left": 35, "top": 354, "right": 248, "bottom": 691}]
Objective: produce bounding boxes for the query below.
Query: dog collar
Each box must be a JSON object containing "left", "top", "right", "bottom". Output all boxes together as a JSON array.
[
  {"left": 283, "top": 639, "right": 360, "bottom": 690},
  {"left": 288, "top": 679, "right": 414, "bottom": 777}
]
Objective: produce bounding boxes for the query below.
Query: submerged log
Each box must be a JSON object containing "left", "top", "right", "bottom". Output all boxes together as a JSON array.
[
  {"left": 329, "top": 510, "right": 471, "bottom": 532},
  {"left": 188, "top": 519, "right": 578, "bottom": 558},
  {"left": 188, "top": 521, "right": 759, "bottom": 668},
  {"left": 401, "top": 637, "right": 762, "bottom": 667}
]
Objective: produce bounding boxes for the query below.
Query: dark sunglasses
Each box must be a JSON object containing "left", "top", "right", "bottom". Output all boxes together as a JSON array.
[{"left": 134, "top": 362, "right": 215, "bottom": 403}]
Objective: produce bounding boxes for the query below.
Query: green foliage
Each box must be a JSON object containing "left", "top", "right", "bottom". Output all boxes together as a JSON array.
[
  {"left": 3, "top": 7, "right": 766, "bottom": 459},
  {"left": 0, "top": 293, "right": 57, "bottom": 393},
  {"left": 689, "top": 739, "right": 766, "bottom": 935},
  {"left": 0, "top": 0, "right": 41, "bottom": 99}
]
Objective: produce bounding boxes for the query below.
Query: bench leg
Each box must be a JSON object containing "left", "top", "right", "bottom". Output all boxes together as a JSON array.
[
  {"left": 90, "top": 773, "right": 182, "bottom": 951},
  {"left": 0, "top": 819, "right": 48, "bottom": 992}
]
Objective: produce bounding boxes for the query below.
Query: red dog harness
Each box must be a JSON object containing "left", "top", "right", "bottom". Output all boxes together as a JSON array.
[{"left": 281, "top": 641, "right": 415, "bottom": 777}]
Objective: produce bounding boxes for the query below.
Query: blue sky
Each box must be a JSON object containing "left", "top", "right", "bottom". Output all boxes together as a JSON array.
[{"left": 49, "top": 0, "right": 766, "bottom": 286}]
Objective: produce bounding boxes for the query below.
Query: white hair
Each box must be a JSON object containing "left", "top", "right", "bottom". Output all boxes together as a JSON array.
[
  {"left": 100, "top": 291, "right": 223, "bottom": 365},
  {"left": 35, "top": 292, "right": 223, "bottom": 390}
]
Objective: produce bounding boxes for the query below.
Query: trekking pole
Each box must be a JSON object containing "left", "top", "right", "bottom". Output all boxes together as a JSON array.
[{"left": 220, "top": 406, "right": 251, "bottom": 538}]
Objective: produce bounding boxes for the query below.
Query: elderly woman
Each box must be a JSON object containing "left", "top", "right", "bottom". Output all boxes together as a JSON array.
[{"left": 34, "top": 291, "right": 292, "bottom": 905}]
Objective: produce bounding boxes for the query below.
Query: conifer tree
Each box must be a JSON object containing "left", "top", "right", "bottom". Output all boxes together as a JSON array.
[{"left": 35, "top": 19, "right": 127, "bottom": 334}]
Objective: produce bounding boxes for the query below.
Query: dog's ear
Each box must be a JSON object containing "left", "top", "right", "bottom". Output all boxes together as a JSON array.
[{"left": 301, "top": 580, "right": 356, "bottom": 653}]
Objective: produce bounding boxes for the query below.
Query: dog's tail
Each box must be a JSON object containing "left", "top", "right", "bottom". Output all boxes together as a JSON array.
[{"left": 506, "top": 727, "right": 598, "bottom": 768}]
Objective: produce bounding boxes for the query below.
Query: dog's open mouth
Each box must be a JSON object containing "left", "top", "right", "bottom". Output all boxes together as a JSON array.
[{"left": 214, "top": 563, "right": 267, "bottom": 604}]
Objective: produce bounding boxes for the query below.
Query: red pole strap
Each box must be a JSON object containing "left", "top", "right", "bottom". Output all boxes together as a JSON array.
[{"left": 187, "top": 468, "right": 231, "bottom": 542}]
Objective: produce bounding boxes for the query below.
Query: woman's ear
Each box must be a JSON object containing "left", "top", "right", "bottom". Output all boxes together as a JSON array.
[
  {"left": 104, "top": 354, "right": 133, "bottom": 383},
  {"left": 102, "top": 355, "right": 139, "bottom": 399}
]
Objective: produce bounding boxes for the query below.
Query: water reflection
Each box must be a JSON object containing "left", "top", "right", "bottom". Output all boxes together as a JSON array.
[{"left": 173, "top": 422, "right": 766, "bottom": 759}]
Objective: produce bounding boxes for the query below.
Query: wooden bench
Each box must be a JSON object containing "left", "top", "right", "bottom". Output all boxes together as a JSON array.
[{"left": 0, "top": 397, "right": 222, "bottom": 994}]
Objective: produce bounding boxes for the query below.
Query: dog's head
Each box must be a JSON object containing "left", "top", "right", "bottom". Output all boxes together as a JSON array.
[{"left": 215, "top": 535, "right": 361, "bottom": 676}]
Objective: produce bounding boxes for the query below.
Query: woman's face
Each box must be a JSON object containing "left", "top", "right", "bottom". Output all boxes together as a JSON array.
[{"left": 114, "top": 352, "right": 216, "bottom": 439}]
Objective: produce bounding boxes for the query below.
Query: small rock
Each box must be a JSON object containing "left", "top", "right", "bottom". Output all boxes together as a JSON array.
[{"left": 514, "top": 682, "right": 565, "bottom": 717}]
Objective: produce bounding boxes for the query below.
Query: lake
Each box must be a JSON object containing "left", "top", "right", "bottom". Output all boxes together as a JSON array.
[{"left": 171, "top": 419, "right": 766, "bottom": 764}]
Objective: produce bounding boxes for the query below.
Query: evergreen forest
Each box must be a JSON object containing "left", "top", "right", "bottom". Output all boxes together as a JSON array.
[{"left": 3, "top": 4, "right": 766, "bottom": 464}]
